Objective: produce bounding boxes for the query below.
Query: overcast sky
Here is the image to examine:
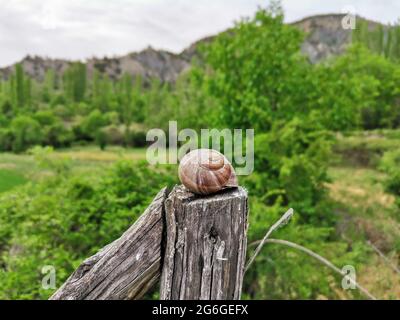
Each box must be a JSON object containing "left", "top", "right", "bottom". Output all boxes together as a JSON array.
[{"left": 0, "top": 0, "right": 399, "bottom": 67}]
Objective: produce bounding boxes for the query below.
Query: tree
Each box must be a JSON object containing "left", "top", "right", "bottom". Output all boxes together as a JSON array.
[
  {"left": 321, "top": 44, "right": 400, "bottom": 129},
  {"left": 10, "top": 116, "right": 43, "bottom": 152},
  {"left": 199, "top": 2, "right": 310, "bottom": 131},
  {"left": 80, "top": 109, "right": 108, "bottom": 140},
  {"left": 64, "top": 63, "right": 87, "bottom": 103},
  {"left": 15, "top": 63, "right": 25, "bottom": 108},
  {"left": 119, "top": 73, "right": 133, "bottom": 147}
]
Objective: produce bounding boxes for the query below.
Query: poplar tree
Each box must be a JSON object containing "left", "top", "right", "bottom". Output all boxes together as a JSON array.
[{"left": 15, "top": 63, "right": 25, "bottom": 108}]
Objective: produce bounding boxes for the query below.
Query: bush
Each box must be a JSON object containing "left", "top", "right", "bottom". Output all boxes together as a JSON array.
[
  {"left": 0, "top": 129, "right": 13, "bottom": 152},
  {"left": 127, "top": 129, "right": 148, "bottom": 148},
  {"left": 10, "top": 116, "right": 44, "bottom": 152},
  {"left": 0, "top": 160, "right": 177, "bottom": 299},
  {"left": 246, "top": 117, "right": 333, "bottom": 223},
  {"left": 380, "top": 149, "right": 400, "bottom": 204},
  {"left": 80, "top": 110, "right": 109, "bottom": 139}
]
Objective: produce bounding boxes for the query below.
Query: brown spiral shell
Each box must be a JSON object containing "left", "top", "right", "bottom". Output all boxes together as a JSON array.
[{"left": 178, "top": 149, "right": 238, "bottom": 195}]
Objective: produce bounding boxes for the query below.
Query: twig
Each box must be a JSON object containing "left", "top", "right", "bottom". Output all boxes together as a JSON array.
[
  {"left": 245, "top": 208, "right": 294, "bottom": 272},
  {"left": 367, "top": 240, "right": 400, "bottom": 275},
  {"left": 249, "top": 238, "right": 377, "bottom": 300}
]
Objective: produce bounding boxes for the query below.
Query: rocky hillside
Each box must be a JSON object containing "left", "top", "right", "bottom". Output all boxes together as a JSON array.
[
  {"left": 0, "top": 14, "right": 384, "bottom": 82},
  {"left": 293, "top": 14, "right": 352, "bottom": 63},
  {"left": 0, "top": 47, "right": 191, "bottom": 83}
]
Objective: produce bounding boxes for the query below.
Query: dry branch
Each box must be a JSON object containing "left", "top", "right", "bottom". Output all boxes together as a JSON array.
[
  {"left": 367, "top": 240, "right": 400, "bottom": 275},
  {"left": 245, "top": 208, "right": 294, "bottom": 272},
  {"left": 250, "top": 238, "right": 377, "bottom": 300}
]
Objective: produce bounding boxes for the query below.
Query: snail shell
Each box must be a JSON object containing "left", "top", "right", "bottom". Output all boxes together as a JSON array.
[{"left": 178, "top": 149, "right": 238, "bottom": 195}]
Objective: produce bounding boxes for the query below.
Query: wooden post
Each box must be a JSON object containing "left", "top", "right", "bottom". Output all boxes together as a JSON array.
[
  {"left": 160, "top": 185, "right": 249, "bottom": 300},
  {"left": 50, "top": 188, "right": 168, "bottom": 300},
  {"left": 50, "top": 185, "right": 249, "bottom": 300}
]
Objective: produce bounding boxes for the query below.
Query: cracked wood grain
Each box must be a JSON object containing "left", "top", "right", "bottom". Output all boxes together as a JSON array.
[
  {"left": 160, "top": 185, "right": 249, "bottom": 300},
  {"left": 50, "top": 188, "right": 169, "bottom": 300}
]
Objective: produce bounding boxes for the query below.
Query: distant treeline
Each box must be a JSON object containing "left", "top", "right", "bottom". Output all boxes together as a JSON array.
[
  {"left": 354, "top": 18, "right": 400, "bottom": 62},
  {"left": 0, "top": 11, "right": 400, "bottom": 153}
]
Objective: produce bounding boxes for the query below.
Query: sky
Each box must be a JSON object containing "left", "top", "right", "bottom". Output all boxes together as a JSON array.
[{"left": 0, "top": 0, "right": 399, "bottom": 67}]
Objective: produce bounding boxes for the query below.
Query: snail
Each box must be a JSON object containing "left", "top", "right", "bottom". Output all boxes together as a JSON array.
[{"left": 178, "top": 149, "right": 238, "bottom": 195}]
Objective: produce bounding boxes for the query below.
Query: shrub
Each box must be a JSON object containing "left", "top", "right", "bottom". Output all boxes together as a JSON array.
[
  {"left": 0, "top": 129, "right": 13, "bottom": 152},
  {"left": 0, "top": 160, "right": 177, "bottom": 299},
  {"left": 10, "top": 116, "right": 43, "bottom": 152},
  {"left": 127, "top": 129, "right": 148, "bottom": 148},
  {"left": 380, "top": 149, "right": 400, "bottom": 204}
]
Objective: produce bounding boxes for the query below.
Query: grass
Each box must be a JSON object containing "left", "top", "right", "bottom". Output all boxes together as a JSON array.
[
  {"left": 0, "top": 146, "right": 148, "bottom": 193},
  {"left": 327, "top": 131, "right": 400, "bottom": 299},
  {"left": 333, "top": 130, "right": 400, "bottom": 168},
  {"left": 0, "top": 169, "right": 27, "bottom": 193}
]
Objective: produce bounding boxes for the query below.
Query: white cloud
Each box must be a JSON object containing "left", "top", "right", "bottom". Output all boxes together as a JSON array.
[{"left": 0, "top": 0, "right": 399, "bottom": 67}]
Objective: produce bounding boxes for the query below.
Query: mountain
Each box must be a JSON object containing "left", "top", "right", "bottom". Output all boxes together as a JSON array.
[
  {"left": 293, "top": 14, "right": 383, "bottom": 63},
  {"left": 0, "top": 47, "right": 191, "bottom": 83},
  {"left": 0, "top": 14, "right": 385, "bottom": 83}
]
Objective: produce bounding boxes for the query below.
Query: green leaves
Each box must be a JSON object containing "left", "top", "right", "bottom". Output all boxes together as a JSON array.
[
  {"left": 0, "top": 160, "right": 177, "bottom": 299},
  {"left": 200, "top": 3, "right": 308, "bottom": 131}
]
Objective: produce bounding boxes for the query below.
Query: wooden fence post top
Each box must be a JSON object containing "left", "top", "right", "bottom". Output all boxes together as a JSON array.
[
  {"left": 167, "top": 184, "right": 248, "bottom": 203},
  {"left": 160, "top": 185, "right": 249, "bottom": 300}
]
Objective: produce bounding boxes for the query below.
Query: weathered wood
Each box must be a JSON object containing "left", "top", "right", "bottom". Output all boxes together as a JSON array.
[
  {"left": 50, "top": 188, "right": 168, "bottom": 300},
  {"left": 160, "top": 185, "right": 249, "bottom": 300}
]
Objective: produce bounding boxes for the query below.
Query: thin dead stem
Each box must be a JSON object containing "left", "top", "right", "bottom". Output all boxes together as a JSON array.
[
  {"left": 245, "top": 208, "right": 294, "bottom": 272},
  {"left": 367, "top": 240, "right": 400, "bottom": 275},
  {"left": 248, "top": 238, "right": 377, "bottom": 300}
]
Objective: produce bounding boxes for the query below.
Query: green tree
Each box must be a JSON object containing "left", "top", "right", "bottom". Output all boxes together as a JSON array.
[
  {"left": 199, "top": 2, "right": 310, "bottom": 131},
  {"left": 64, "top": 63, "right": 87, "bottom": 103},
  {"left": 80, "top": 109, "right": 108, "bottom": 139},
  {"left": 15, "top": 63, "right": 25, "bottom": 108},
  {"left": 10, "top": 116, "right": 43, "bottom": 152},
  {"left": 322, "top": 44, "right": 400, "bottom": 129}
]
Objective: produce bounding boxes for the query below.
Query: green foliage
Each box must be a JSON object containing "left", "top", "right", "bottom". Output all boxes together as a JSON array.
[
  {"left": 0, "top": 159, "right": 177, "bottom": 299},
  {"left": 200, "top": 3, "right": 309, "bottom": 131},
  {"left": 0, "top": 129, "right": 13, "bottom": 152},
  {"left": 64, "top": 62, "right": 87, "bottom": 103},
  {"left": 29, "top": 146, "right": 72, "bottom": 176},
  {"left": 95, "top": 129, "right": 108, "bottom": 150},
  {"left": 0, "top": 169, "right": 27, "bottom": 193},
  {"left": 353, "top": 19, "right": 400, "bottom": 62},
  {"left": 80, "top": 109, "right": 109, "bottom": 139},
  {"left": 249, "top": 118, "right": 333, "bottom": 222},
  {"left": 10, "top": 116, "right": 43, "bottom": 152},
  {"left": 380, "top": 149, "right": 400, "bottom": 205},
  {"left": 320, "top": 44, "right": 400, "bottom": 130},
  {"left": 15, "top": 63, "right": 26, "bottom": 108}
]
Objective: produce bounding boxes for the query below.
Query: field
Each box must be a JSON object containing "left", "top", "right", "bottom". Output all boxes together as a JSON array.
[
  {"left": 0, "top": 146, "right": 148, "bottom": 193},
  {"left": 327, "top": 131, "right": 400, "bottom": 299},
  {"left": 0, "top": 169, "right": 27, "bottom": 193}
]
